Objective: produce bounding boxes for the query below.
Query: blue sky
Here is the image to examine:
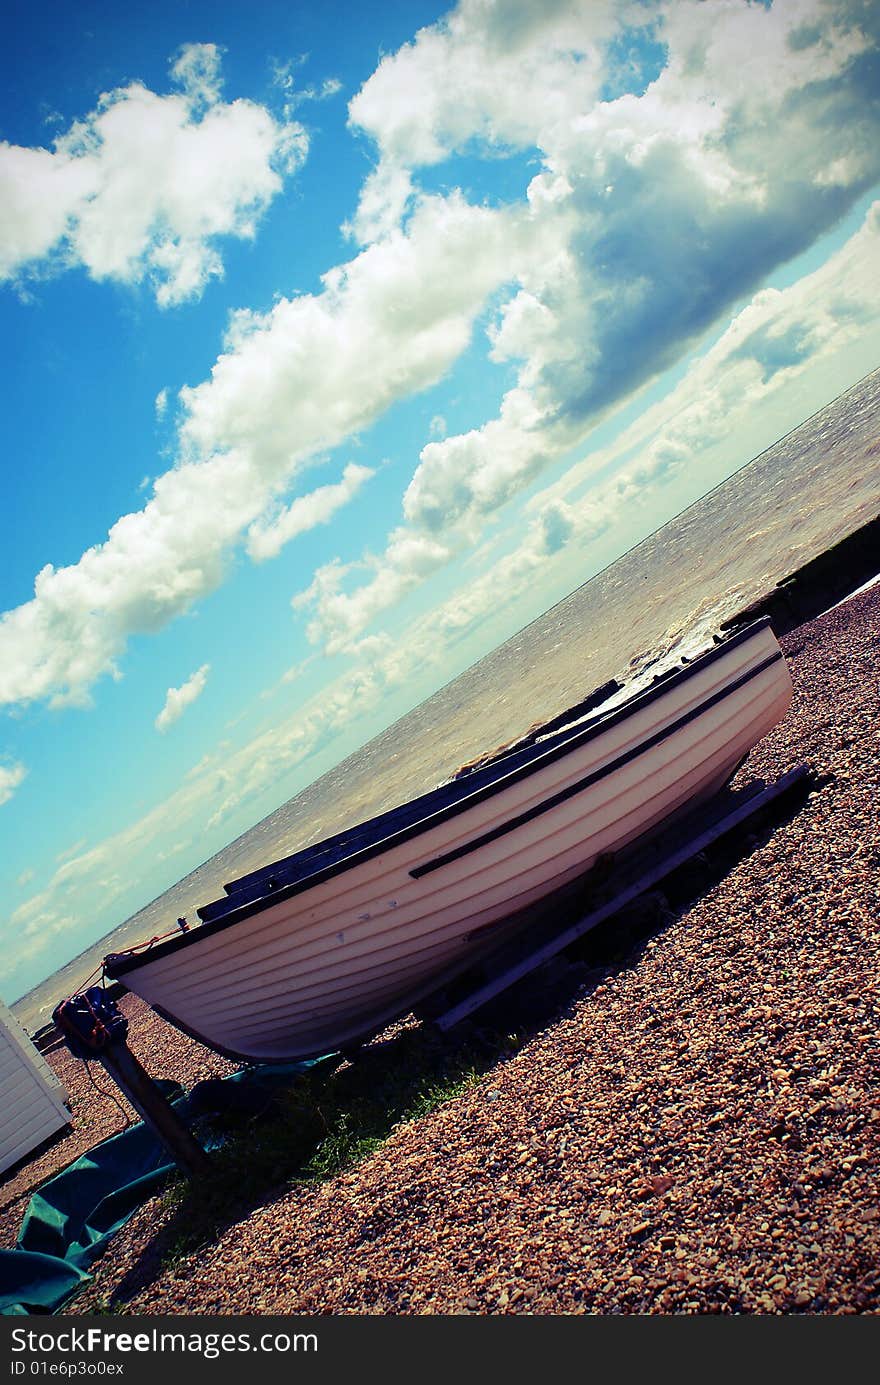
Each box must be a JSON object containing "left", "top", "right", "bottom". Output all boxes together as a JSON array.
[{"left": 2, "top": 0, "right": 879, "bottom": 1003}]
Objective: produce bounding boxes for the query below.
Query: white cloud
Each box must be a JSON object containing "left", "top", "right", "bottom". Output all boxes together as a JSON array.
[
  {"left": 317, "top": 78, "right": 343, "bottom": 101},
  {"left": 294, "top": 526, "right": 455, "bottom": 654},
  {"left": 156, "top": 838, "right": 193, "bottom": 862},
  {"left": 390, "top": 0, "right": 880, "bottom": 518},
  {"left": 154, "top": 387, "right": 169, "bottom": 420},
  {"left": 402, "top": 382, "right": 559, "bottom": 534},
  {"left": 55, "top": 837, "right": 88, "bottom": 863},
  {"left": 0, "top": 449, "right": 261, "bottom": 709},
  {"left": 538, "top": 199, "right": 880, "bottom": 511},
  {"left": 179, "top": 192, "right": 526, "bottom": 471},
  {"left": 247, "top": 462, "right": 374, "bottom": 561},
  {"left": 272, "top": 60, "right": 343, "bottom": 112},
  {"left": 0, "top": 761, "right": 26, "bottom": 808},
  {"left": 297, "top": 197, "right": 880, "bottom": 654},
  {"left": 52, "top": 843, "right": 111, "bottom": 886},
  {"left": 0, "top": 191, "right": 523, "bottom": 711},
  {"left": 290, "top": 0, "right": 880, "bottom": 651},
  {"left": 0, "top": 43, "right": 307, "bottom": 306},
  {"left": 347, "top": 0, "right": 616, "bottom": 242},
  {"left": 170, "top": 41, "right": 225, "bottom": 108},
  {"left": 155, "top": 663, "right": 211, "bottom": 732}
]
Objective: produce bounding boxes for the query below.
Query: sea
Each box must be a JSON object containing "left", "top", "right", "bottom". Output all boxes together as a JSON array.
[{"left": 12, "top": 366, "right": 880, "bottom": 1034}]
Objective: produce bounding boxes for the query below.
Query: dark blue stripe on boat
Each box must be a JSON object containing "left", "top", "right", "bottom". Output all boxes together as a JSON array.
[{"left": 221, "top": 680, "right": 621, "bottom": 898}]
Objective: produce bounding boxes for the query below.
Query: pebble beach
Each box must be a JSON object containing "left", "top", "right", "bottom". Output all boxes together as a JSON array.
[{"left": 3, "top": 581, "right": 878, "bottom": 1315}]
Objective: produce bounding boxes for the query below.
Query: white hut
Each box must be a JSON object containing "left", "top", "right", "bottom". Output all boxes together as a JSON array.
[{"left": 0, "top": 996, "right": 69, "bottom": 1176}]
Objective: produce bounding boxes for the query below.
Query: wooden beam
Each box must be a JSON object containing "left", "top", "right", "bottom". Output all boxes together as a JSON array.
[{"left": 97, "top": 1040, "right": 211, "bottom": 1181}]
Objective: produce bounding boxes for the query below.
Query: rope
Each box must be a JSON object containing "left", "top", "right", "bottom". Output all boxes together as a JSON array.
[
  {"left": 81, "top": 987, "right": 113, "bottom": 1049},
  {"left": 102, "top": 926, "right": 187, "bottom": 964},
  {"left": 64, "top": 962, "right": 104, "bottom": 1003},
  {"left": 57, "top": 923, "right": 192, "bottom": 1015},
  {"left": 83, "top": 1057, "right": 132, "bottom": 1133}
]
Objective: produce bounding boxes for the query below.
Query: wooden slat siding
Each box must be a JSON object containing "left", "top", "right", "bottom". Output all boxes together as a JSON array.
[
  {"left": 0, "top": 1066, "right": 66, "bottom": 1115},
  {"left": 1, "top": 1000, "right": 66, "bottom": 1094},
  {"left": 0, "top": 1064, "right": 42, "bottom": 1101},
  {"left": 0, "top": 998, "right": 70, "bottom": 1175},
  {"left": 1, "top": 1105, "right": 65, "bottom": 1165},
  {"left": 0, "top": 1088, "right": 68, "bottom": 1170}
]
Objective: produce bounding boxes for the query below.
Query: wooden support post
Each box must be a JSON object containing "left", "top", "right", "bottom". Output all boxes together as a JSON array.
[{"left": 97, "top": 1039, "right": 211, "bottom": 1181}]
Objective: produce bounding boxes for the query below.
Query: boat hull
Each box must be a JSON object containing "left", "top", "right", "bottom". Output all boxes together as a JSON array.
[{"left": 106, "top": 622, "right": 792, "bottom": 1061}]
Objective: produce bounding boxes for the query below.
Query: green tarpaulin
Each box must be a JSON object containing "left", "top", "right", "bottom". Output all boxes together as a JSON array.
[{"left": 0, "top": 1061, "right": 322, "bottom": 1316}]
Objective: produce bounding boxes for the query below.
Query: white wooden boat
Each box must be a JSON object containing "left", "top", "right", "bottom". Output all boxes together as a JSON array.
[{"left": 105, "top": 619, "right": 792, "bottom": 1061}]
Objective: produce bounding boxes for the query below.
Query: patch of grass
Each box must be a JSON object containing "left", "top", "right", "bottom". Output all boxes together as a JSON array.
[
  {"left": 158, "top": 1024, "right": 513, "bottom": 1265},
  {"left": 88, "top": 1295, "right": 127, "bottom": 1315}
]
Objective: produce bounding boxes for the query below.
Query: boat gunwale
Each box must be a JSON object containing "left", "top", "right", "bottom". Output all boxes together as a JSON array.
[
  {"left": 411, "top": 650, "right": 784, "bottom": 878},
  {"left": 105, "top": 617, "right": 778, "bottom": 980}
]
